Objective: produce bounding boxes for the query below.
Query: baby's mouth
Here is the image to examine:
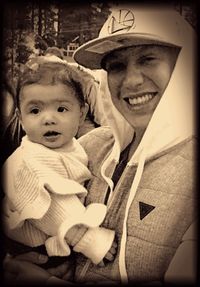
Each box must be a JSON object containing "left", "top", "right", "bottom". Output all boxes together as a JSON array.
[{"left": 44, "top": 131, "right": 60, "bottom": 137}]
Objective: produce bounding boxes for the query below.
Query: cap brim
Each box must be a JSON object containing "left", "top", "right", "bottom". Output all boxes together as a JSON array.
[{"left": 73, "top": 33, "right": 178, "bottom": 70}]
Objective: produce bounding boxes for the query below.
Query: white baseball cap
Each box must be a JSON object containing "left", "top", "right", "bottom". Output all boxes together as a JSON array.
[{"left": 73, "top": 6, "right": 184, "bottom": 69}]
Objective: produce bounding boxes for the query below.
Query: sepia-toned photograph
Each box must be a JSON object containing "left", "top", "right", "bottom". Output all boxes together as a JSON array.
[{"left": 0, "top": 0, "right": 198, "bottom": 286}]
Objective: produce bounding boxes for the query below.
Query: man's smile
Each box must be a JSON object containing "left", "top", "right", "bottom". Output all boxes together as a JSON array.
[{"left": 123, "top": 92, "right": 158, "bottom": 110}]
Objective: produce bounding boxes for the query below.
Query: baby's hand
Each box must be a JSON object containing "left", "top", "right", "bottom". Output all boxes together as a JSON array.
[{"left": 98, "top": 240, "right": 117, "bottom": 267}]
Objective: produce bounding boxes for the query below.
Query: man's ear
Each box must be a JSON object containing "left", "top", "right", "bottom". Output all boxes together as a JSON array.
[
  {"left": 15, "top": 108, "right": 24, "bottom": 130},
  {"left": 79, "top": 103, "right": 89, "bottom": 126}
]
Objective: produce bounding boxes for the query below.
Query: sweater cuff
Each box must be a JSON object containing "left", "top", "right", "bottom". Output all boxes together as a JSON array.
[{"left": 73, "top": 226, "right": 115, "bottom": 265}]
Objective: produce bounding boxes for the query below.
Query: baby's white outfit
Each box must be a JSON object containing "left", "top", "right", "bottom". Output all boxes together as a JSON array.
[{"left": 3, "top": 136, "right": 115, "bottom": 264}]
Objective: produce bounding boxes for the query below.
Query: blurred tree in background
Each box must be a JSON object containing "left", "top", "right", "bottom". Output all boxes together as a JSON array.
[
  {"left": 1, "top": 0, "right": 197, "bottom": 85},
  {"left": 2, "top": 1, "right": 110, "bottom": 83}
]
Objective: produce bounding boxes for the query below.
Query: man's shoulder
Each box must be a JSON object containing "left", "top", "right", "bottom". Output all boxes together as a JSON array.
[
  {"left": 174, "top": 136, "right": 197, "bottom": 161},
  {"left": 155, "top": 136, "right": 197, "bottom": 163}
]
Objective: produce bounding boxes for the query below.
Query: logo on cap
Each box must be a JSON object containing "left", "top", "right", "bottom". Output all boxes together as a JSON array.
[{"left": 108, "top": 9, "right": 135, "bottom": 34}]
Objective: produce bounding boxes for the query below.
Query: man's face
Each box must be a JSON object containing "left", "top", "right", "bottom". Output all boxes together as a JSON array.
[{"left": 104, "top": 45, "right": 179, "bottom": 130}]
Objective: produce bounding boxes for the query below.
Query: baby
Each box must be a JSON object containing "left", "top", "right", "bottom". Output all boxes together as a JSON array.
[{"left": 2, "top": 56, "right": 116, "bottom": 267}]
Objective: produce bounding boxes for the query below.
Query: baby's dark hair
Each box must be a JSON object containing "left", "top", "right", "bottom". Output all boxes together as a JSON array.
[{"left": 16, "top": 59, "right": 87, "bottom": 110}]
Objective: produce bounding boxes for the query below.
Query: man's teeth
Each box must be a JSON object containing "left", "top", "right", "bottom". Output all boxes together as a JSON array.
[{"left": 128, "top": 94, "right": 154, "bottom": 105}]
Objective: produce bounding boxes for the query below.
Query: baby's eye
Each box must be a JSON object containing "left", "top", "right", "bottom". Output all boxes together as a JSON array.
[
  {"left": 57, "top": 106, "right": 68, "bottom": 113},
  {"left": 30, "top": 108, "right": 40, "bottom": 114}
]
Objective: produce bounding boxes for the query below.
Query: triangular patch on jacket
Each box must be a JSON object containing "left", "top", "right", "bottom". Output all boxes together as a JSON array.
[{"left": 139, "top": 201, "right": 155, "bottom": 220}]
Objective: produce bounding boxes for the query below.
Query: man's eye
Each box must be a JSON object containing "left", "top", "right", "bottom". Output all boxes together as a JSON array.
[
  {"left": 57, "top": 106, "right": 68, "bottom": 112},
  {"left": 30, "top": 108, "right": 40, "bottom": 114},
  {"left": 139, "top": 56, "right": 156, "bottom": 65},
  {"left": 106, "top": 62, "right": 126, "bottom": 72}
]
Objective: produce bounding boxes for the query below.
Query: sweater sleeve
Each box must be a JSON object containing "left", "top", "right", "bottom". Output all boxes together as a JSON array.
[
  {"left": 4, "top": 148, "right": 89, "bottom": 230},
  {"left": 164, "top": 221, "right": 197, "bottom": 285},
  {"left": 3, "top": 197, "right": 48, "bottom": 247}
]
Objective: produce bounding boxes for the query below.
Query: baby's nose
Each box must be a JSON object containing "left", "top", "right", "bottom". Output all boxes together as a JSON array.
[{"left": 42, "top": 112, "right": 57, "bottom": 125}]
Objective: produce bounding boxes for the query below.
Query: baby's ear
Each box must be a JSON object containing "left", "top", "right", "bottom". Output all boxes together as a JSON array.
[
  {"left": 15, "top": 108, "right": 24, "bottom": 130},
  {"left": 79, "top": 103, "right": 89, "bottom": 125}
]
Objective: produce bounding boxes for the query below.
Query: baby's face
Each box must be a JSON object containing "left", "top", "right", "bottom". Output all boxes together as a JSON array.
[{"left": 18, "top": 83, "right": 86, "bottom": 149}]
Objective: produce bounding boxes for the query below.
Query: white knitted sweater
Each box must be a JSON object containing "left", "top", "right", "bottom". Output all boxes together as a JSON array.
[{"left": 3, "top": 136, "right": 114, "bottom": 261}]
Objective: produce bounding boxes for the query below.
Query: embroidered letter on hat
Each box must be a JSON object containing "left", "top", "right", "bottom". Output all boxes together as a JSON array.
[
  {"left": 108, "top": 9, "right": 135, "bottom": 34},
  {"left": 139, "top": 201, "right": 155, "bottom": 220}
]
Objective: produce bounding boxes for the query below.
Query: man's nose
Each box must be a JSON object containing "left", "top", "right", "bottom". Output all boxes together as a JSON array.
[{"left": 123, "top": 64, "right": 144, "bottom": 89}]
